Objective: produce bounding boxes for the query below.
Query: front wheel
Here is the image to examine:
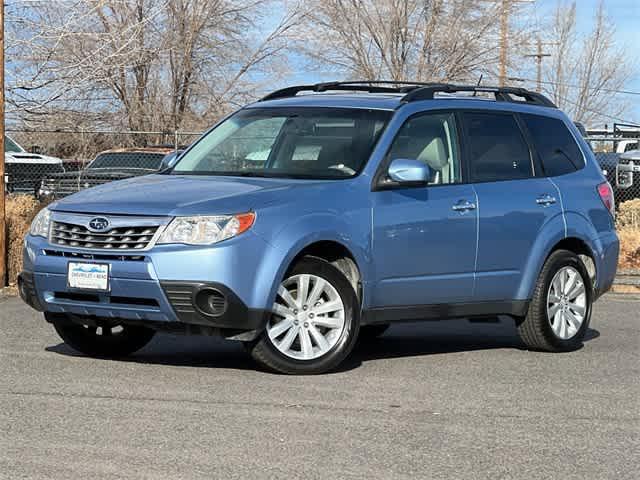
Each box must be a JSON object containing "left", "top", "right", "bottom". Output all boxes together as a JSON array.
[
  {"left": 517, "top": 250, "right": 592, "bottom": 352},
  {"left": 247, "top": 256, "right": 360, "bottom": 374},
  {"left": 48, "top": 313, "right": 155, "bottom": 357}
]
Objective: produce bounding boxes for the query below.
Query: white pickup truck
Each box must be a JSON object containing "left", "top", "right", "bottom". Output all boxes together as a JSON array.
[
  {"left": 616, "top": 140, "right": 638, "bottom": 153},
  {"left": 5, "top": 135, "right": 64, "bottom": 193}
]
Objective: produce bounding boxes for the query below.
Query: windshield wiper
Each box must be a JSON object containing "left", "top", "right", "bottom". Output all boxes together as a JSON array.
[{"left": 231, "top": 171, "right": 268, "bottom": 177}]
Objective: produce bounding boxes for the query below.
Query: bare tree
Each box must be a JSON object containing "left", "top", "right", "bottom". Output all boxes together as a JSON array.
[
  {"left": 543, "top": 0, "right": 633, "bottom": 124},
  {"left": 6, "top": 0, "right": 303, "bottom": 132},
  {"left": 297, "top": 0, "right": 506, "bottom": 83}
]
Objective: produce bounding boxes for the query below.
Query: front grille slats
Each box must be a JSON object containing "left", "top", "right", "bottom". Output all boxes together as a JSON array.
[
  {"left": 53, "top": 228, "right": 155, "bottom": 238},
  {"left": 51, "top": 221, "right": 159, "bottom": 250}
]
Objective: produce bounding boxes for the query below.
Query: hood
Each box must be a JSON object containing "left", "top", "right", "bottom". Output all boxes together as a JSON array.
[
  {"left": 5, "top": 152, "right": 63, "bottom": 164},
  {"left": 50, "top": 174, "right": 328, "bottom": 216}
]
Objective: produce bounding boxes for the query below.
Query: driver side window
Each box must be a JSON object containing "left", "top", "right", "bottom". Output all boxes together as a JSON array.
[{"left": 386, "top": 112, "right": 461, "bottom": 185}]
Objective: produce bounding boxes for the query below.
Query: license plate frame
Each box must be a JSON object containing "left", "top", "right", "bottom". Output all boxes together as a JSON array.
[{"left": 67, "top": 262, "right": 111, "bottom": 292}]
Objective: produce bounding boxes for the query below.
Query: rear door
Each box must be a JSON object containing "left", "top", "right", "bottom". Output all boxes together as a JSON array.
[{"left": 461, "top": 111, "right": 563, "bottom": 301}]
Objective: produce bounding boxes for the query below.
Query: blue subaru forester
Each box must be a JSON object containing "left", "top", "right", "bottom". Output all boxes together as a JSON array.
[{"left": 20, "top": 82, "right": 619, "bottom": 374}]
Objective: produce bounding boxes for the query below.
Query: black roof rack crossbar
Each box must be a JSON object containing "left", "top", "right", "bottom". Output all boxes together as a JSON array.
[
  {"left": 259, "top": 81, "right": 557, "bottom": 108},
  {"left": 401, "top": 84, "right": 557, "bottom": 108},
  {"left": 259, "top": 80, "right": 447, "bottom": 101}
]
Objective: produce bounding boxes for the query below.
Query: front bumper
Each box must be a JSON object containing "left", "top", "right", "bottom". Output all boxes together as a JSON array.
[{"left": 21, "top": 233, "right": 273, "bottom": 333}]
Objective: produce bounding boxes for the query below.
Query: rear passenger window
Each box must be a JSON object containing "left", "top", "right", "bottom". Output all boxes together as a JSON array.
[
  {"left": 463, "top": 112, "right": 533, "bottom": 182},
  {"left": 522, "top": 114, "right": 583, "bottom": 176}
]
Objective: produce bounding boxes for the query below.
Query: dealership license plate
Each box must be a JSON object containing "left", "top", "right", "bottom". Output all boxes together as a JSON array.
[{"left": 67, "top": 262, "right": 110, "bottom": 291}]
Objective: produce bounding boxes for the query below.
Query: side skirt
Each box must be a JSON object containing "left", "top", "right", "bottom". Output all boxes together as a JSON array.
[{"left": 361, "top": 300, "right": 530, "bottom": 325}]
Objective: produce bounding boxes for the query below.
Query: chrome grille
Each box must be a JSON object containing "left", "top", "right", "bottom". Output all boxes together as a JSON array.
[{"left": 51, "top": 221, "right": 159, "bottom": 250}]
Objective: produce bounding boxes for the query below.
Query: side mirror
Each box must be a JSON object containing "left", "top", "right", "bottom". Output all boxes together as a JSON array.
[
  {"left": 30, "top": 145, "right": 42, "bottom": 155},
  {"left": 386, "top": 158, "right": 431, "bottom": 186}
]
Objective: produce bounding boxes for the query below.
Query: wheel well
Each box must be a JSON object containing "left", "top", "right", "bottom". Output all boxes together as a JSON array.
[
  {"left": 288, "top": 241, "right": 361, "bottom": 298},
  {"left": 549, "top": 237, "right": 596, "bottom": 284}
]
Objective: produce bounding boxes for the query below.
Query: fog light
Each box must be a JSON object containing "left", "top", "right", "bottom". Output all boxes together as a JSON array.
[{"left": 194, "top": 288, "right": 227, "bottom": 317}]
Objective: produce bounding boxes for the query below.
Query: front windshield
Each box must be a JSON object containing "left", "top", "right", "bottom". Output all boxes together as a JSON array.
[
  {"left": 172, "top": 107, "right": 391, "bottom": 179},
  {"left": 89, "top": 152, "right": 166, "bottom": 170},
  {"left": 5, "top": 136, "right": 23, "bottom": 153}
]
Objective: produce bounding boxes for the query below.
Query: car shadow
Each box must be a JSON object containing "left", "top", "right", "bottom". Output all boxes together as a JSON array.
[{"left": 46, "top": 317, "right": 601, "bottom": 374}]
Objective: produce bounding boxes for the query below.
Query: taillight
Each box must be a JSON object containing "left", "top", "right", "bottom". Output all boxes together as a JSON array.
[{"left": 597, "top": 182, "right": 615, "bottom": 218}]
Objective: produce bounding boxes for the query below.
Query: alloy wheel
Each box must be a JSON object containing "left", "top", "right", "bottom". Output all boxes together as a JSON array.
[
  {"left": 546, "top": 266, "right": 587, "bottom": 340},
  {"left": 268, "top": 274, "right": 346, "bottom": 360}
]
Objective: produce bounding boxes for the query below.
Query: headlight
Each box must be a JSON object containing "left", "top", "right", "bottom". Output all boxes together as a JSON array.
[
  {"left": 157, "top": 212, "right": 255, "bottom": 245},
  {"left": 29, "top": 207, "right": 52, "bottom": 238}
]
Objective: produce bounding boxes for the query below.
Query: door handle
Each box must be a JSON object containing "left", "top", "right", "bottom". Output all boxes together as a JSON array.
[
  {"left": 536, "top": 194, "right": 557, "bottom": 206},
  {"left": 452, "top": 200, "right": 477, "bottom": 212}
]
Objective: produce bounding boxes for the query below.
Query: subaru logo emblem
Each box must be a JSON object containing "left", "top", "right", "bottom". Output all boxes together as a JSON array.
[{"left": 88, "top": 217, "right": 110, "bottom": 231}]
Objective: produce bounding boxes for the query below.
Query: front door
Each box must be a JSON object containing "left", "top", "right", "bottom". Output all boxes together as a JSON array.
[{"left": 370, "top": 111, "right": 478, "bottom": 308}]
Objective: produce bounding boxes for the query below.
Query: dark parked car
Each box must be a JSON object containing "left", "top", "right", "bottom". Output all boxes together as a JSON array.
[
  {"left": 39, "top": 147, "right": 177, "bottom": 199},
  {"left": 595, "top": 152, "right": 619, "bottom": 188}
]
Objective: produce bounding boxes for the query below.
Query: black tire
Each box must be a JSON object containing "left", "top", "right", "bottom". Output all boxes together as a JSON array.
[
  {"left": 48, "top": 313, "right": 155, "bottom": 357},
  {"left": 517, "top": 249, "right": 592, "bottom": 352},
  {"left": 247, "top": 256, "right": 360, "bottom": 374},
  {"left": 358, "top": 324, "right": 390, "bottom": 341}
]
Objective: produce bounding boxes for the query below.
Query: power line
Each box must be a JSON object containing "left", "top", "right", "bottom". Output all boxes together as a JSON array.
[
  {"left": 507, "top": 76, "right": 640, "bottom": 96},
  {"left": 552, "top": 92, "right": 638, "bottom": 126}
]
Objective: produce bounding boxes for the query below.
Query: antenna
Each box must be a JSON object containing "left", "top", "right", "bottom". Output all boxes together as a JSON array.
[{"left": 473, "top": 75, "right": 484, "bottom": 96}]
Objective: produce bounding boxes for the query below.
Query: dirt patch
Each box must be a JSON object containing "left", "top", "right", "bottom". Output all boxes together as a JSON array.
[{"left": 610, "top": 284, "right": 640, "bottom": 295}]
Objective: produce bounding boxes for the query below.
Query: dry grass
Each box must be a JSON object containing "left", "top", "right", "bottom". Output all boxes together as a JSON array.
[
  {"left": 5, "top": 195, "right": 47, "bottom": 285},
  {"left": 617, "top": 227, "right": 640, "bottom": 270},
  {"left": 617, "top": 199, "right": 640, "bottom": 229}
]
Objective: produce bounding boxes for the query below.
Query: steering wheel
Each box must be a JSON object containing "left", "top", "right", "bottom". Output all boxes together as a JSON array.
[{"left": 327, "top": 164, "right": 356, "bottom": 176}]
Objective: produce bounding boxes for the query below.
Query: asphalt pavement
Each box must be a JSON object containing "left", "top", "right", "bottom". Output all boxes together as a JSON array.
[{"left": 1, "top": 294, "right": 638, "bottom": 479}]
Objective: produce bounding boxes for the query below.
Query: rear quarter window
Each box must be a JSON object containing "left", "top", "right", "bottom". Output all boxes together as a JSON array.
[{"left": 522, "top": 114, "right": 584, "bottom": 176}]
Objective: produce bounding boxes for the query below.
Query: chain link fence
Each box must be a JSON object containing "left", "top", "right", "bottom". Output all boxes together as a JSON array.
[
  {"left": 4, "top": 129, "right": 202, "bottom": 196},
  {"left": 4, "top": 128, "right": 640, "bottom": 211},
  {"left": 586, "top": 135, "right": 640, "bottom": 208}
]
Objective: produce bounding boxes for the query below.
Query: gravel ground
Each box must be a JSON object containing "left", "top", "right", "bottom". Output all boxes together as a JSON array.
[{"left": 1, "top": 294, "right": 638, "bottom": 479}]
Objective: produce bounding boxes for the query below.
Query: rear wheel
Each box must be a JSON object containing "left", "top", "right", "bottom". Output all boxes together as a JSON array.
[
  {"left": 247, "top": 257, "right": 360, "bottom": 374},
  {"left": 48, "top": 313, "right": 155, "bottom": 357},
  {"left": 517, "top": 250, "right": 592, "bottom": 352}
]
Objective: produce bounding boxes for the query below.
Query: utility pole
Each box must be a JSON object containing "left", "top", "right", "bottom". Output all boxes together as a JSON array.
[
  {"left": 499, "top": 0, "right": 509, "bottom": 87},
  {"left": 0, "top": 0, "right": 6, "bottom": 287},
  {"left": 498, "top": 0, "right": 536, "bottom": 87},
  {"left": 524, "top": 37, "right": 552, "bottom": 92}
]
